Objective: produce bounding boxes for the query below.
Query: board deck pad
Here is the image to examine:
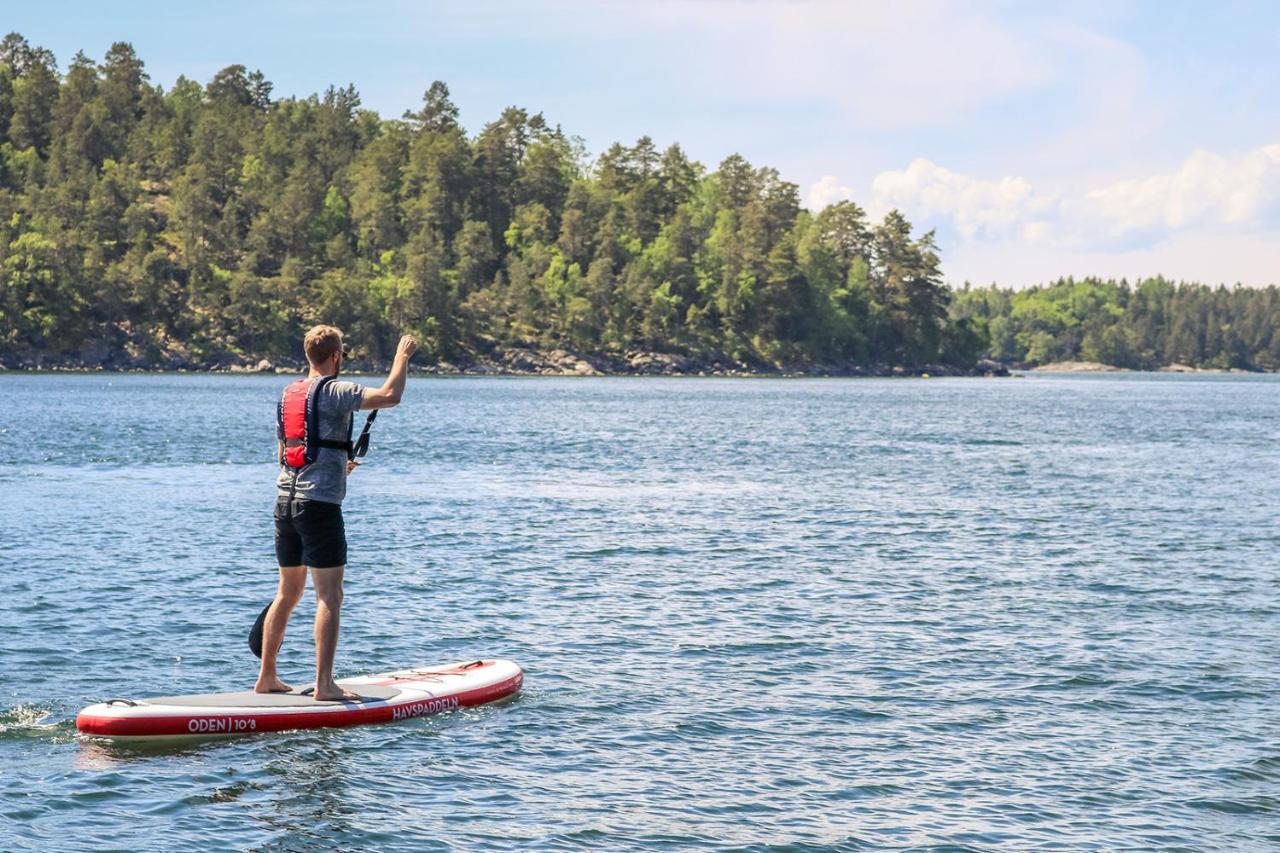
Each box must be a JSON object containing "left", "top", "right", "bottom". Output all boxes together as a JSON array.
[
  {"left": 143, "top": 685, "right": 403, "bottom": 707},
  {"left": 76, "top": 659, "right": 523, "bottom": 740}
]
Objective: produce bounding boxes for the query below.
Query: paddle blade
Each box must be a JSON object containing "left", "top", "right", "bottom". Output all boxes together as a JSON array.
[{"left": 249, "top": 602, "right": 272, "bottom": 659}]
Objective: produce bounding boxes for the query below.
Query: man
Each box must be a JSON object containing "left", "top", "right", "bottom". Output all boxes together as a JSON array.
[{"left": 256, "top": 325, "right": 417, "bottom": 700}]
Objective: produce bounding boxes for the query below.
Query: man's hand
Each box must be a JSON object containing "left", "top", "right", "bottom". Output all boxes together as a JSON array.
[
  {"left": 347, "top": 460, "right": 361, "bottom": 475},
  {"left": 359, "top": 333, "right": 417, "bottom": 411}
]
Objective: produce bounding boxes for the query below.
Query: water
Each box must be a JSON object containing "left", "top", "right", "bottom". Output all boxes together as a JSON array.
[{"left": 2, "top": 373, "right": 1278, "bottom": 850}]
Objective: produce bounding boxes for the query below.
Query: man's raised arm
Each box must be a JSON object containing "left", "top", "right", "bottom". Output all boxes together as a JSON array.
[{"left": 361, "top": 335, "right": 418, "bottom": 410}]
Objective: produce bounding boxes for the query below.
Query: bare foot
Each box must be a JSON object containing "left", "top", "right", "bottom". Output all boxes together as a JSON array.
[
  {"left": 313, "top": 682, "right": 361, "bottom": 702},
  {"left": 254, "top": 677, "right": 293, "bottom": 694}
]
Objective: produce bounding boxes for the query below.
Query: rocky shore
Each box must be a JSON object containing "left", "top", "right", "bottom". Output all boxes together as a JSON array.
[
  {"left": 1025, "top": 360, "right": 1261, "bottom": 374},
  {"left": 0, "top": 344, "right": 1011, "bottom": 378},
  {"left": 1029, "top": 360, "right": 1125, "bottom": 372}
]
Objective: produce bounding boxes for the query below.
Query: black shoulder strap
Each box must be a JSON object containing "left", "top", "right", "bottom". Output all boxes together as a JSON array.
[
  {"left": 308, "top": 375, "right": 354, "bottom": 459},
  {"left": 276, "top": 386, "right": 285, "bottom": 442},
  {"left": 304, "top": 376, "right": 327, "bottom": 464}
]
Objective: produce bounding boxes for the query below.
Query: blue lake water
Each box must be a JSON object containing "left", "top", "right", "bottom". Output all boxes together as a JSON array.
[{"left": 2, "top": 373, "right": 1278, "bottom": 850}]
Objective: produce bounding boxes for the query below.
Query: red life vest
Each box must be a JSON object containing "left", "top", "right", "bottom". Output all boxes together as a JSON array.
[{"left": 276, "top": 376, "right": 353, "bottom": 468}]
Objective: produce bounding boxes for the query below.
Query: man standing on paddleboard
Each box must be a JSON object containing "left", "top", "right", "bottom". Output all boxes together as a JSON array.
[{"left": 256, "top": 325, "right": 417, "bottom": 701}]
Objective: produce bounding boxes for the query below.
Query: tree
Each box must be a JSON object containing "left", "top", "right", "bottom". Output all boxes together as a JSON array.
[
  {"left": 206, "top": 64, "right": 272, "bottom": 110},
  {"left": 403, "top": 81, "right": 459, "bottom": 133},
  {"left": 2, "top": 34, "right": 58, "bottom": 155}
]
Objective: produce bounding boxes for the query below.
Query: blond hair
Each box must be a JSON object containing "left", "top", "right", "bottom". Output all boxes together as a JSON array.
[{"left": 303, "top": 324, "right": 343, "bottom": 365}]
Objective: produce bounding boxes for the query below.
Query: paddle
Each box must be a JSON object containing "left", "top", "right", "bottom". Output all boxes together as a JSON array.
[
  {"left": 250, "top": 409, "right": 378, "bottom": 658},
  {"left": 249, "top": 602, "right": 272, "bottom": 659}
]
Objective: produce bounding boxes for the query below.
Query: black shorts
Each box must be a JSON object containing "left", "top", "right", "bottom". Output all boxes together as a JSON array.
[{"left": 274, "top": 497, "right": 347, "bottom": 569}]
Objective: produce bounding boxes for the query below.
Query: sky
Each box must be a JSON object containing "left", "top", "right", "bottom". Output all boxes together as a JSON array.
[{"left": 8, "top": 0, "right": 1280, "bottom": 287}]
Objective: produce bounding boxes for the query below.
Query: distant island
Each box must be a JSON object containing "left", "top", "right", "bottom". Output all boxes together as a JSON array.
[{"left": 1, "top": 34, "right": 1276, "bottom": 377}]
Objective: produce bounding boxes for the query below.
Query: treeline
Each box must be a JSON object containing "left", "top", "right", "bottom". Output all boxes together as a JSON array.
[
  {"left": 953, "top": 278, "right": 1280, "bottom": 370},
  {"left": 0, "top": 34, "right": 974, "bottom": 370},
  {"left": 3, "top": 36, "right": 1275, "bottom": 374}
]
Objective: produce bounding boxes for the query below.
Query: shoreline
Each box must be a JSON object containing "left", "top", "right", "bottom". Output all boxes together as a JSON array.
[
  {"left": 4, "top": 352, "right": 1272, "bottom": 378},
  {"left": 1027, "top": 360, "right": 1265, "bottom": 374},
  {"left": 0, "top": 346, "right": 1011, "bottom": 378}
]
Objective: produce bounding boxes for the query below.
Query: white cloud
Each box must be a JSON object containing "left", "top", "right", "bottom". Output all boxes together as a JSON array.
[
  {"left": 1084, "top": 145, "right": 1280, "bottom": 234},
  {"left": 869, "top": 159, "right": 1059, "bottom": 241},
  {"left": 815, "top": 142, "right": 1280, "bottom": 245},
  {"left": 807, "top": 175, "right": 857, "bottom": 211},
  {"left": 808, "top": 142, "right": 1280, "bottom": 285}
]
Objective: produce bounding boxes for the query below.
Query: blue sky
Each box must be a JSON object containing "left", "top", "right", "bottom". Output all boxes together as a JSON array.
[{"left": 10, "top": 1, "right": 1280, "bottom": 286}]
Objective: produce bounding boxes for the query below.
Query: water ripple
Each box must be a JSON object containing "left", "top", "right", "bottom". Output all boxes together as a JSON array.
[{"left": 3, "top": 374, "right": 1280, "bottom": 849}]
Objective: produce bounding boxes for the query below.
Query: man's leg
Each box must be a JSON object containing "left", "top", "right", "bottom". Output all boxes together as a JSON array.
[
  {"left": 311, "top": 566, "right": 358, "bottom": 701},
  {"left": 254, "top": 565, "right": 306, "bottom": 693}
]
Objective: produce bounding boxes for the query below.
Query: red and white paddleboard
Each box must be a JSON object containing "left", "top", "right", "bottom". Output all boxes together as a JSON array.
[{"left": 76, "top": 659, "right": 523, "bottom": 740}]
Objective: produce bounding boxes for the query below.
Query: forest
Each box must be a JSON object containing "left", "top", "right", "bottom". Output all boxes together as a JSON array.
[
  {"left": 953, "top": 277, "right": 1280, "bottom": 371},
  {"left": 0, "top": 34, "right": 1276, "bottom": 372}
]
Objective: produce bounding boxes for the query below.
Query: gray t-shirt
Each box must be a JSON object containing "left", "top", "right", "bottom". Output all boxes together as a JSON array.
[{"left": 276, "top": 378, "right": 367, "bottom": 505}]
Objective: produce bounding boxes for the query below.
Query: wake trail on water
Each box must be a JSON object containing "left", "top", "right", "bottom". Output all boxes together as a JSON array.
[{"left": 0, "top": 704, "right": 77, "bottom": 743}]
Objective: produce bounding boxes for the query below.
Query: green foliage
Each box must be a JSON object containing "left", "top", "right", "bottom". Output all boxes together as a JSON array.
[
  {"left": 951, "top": 277, "right": 1280, "bottom": 370},
  {"left": 29, "top": 32, "right": 1264, "bottom": 371}
]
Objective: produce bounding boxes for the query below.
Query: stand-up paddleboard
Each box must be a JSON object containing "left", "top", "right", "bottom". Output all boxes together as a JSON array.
[{"left": 76, "top": 659, "right": 522, "bottom": 740}]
